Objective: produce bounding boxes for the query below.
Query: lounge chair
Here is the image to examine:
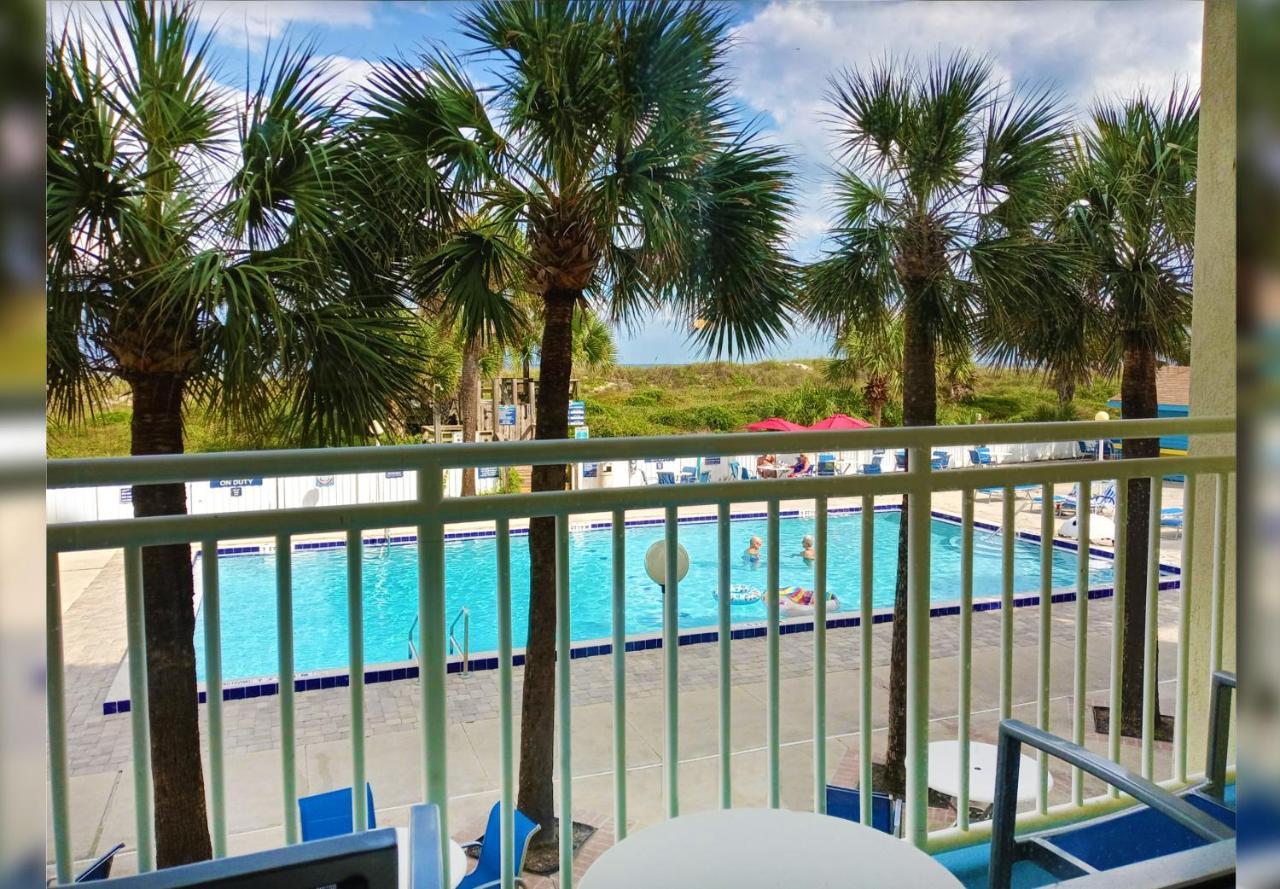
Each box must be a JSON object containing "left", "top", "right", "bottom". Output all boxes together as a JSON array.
[
  {"left": 298, "top": 784, "right": 378, "bottom": 842},
  {"left": 679, "top": 467, "right": 696, "bottom": 484},
  {"left": 969, "top": 447, "right": 992, "bottom": 467},
  {"left": 1060, "top": 482, "right": 1117, "bottom": 514},
  {"left": 817, "top": 454, "right": 838, "bottom": 477},
  {"left": 457, "top": 801, "right": 541, "bottom": 889},
  {"left": 698, "top": 470, "right": 711, "bottom": 483},
  {"left": 74, "top": 842, "right": 125, "bottom": 882},
  {"left": 656, "top": 471, "right": 676, "bottom": 485},
  {"left": 930, "top": 450, "right": 951, "bottom": 470},
  {"left": 894, "top": 450, "right": 908, "bottom": 471},
  {"left": 825, "top": 785, "right": 903, "bottom": 837},
  {"left": 860, "top": 462, "right": 882, "bottom": 475},
  {"left": 1160, "top": 506, "right": 1184, "bottom": 536}
]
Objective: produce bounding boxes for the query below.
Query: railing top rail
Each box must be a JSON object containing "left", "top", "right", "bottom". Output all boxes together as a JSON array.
[{"left": 46, "top": 416, "right": 1235, "bottom": 489}]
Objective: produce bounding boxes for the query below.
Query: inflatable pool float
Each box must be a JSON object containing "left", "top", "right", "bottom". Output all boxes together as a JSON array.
[
  {"left": 715, "top": 583, "right": 763, "bottom": 605},
  {"left": 778, "top": 586, "right": 840, "bottom": 617}
]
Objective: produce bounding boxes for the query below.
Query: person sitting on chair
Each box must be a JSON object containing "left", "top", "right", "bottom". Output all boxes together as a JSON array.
[
  {"left": 789, "top": 453, "right": 812, "bottom": 477},
  {"left": 757, "top": 454, "right": 779, "bottom": 478}
]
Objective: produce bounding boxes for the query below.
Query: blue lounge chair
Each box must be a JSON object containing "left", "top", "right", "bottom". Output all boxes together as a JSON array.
[
  {"left": 930, "top": 450, "right": 951, "bottom": 470},
  {"left": 1160, "top": 506, "right": 1184, "bottom": 536},
  {"left": 457, "top": 801, "right": 541, "bottom": 889},
  {"left": 860, "top": 462, "right": 882, "bottom": 475},
  {"left": 679, "top": 467, "right": 696, "bottom": 484},
  {"left": 656, "top": 471, "right": 676, "bottom": 485},
  {"left": 969, "top": 446, "right": 992, "bottom": 466},
  {"left": 1076, "top": 440, "right": 1099, "bottom": 459},
  {"left": 894, "top": 450, "right": 908, "bottom": 471},
  {"left": 817, "top": 453, "right": 838, "bottom": 477},
  {"left": 698, "top": 470, "right": 711, "bottom": 484},
  {"left": 825, "top": 785, "right": 902, "bottom": 837},
  {"left": 1060, "top": 482, "right": 1117, "bottom": 514},
  {"left": 298, "top": 784, "right": 377, "bottom": 842},
  {"left": 74, "top": 842, "right": 125, "bottom": 882}
]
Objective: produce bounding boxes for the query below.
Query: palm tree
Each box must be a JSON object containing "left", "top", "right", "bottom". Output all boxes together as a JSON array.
[
  {"left": 804, "top": 54, "right": 1081, "bottom": 795},
  {"left": 363, "top": 1, "right": 795, "bottom": 846},
  {"left": 1060, "top": 88, "right": 1197, "bottom": 735},
  {"left": 824, "top": 317, "right": 902, "bottom": 425},
  {"left": 47, "top": 2, "right": 421, "bottom": 865}
]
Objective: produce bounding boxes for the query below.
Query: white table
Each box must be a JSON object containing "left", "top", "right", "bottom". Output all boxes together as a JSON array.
[
  {"left": 579, "top": 808, "right": 962, "bottom": 888},
  {"left": 927, "top": 740, "right": 1052, "bottom": 806},
  {"left": 394, "top": 828, "right": 468, "bottom": 889}
]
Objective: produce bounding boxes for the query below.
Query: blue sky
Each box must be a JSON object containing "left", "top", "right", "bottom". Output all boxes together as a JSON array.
[{"left": 50, "top": 1, "right": 1204, "bottom": 364}]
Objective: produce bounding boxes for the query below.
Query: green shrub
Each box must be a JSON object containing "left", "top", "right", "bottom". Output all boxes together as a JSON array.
[{"left": 624, "top": 387, "right": 665, "bottom": 406}]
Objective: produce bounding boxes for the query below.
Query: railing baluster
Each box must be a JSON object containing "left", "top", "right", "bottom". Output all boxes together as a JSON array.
[
  {"left": 274, "top": 535, "right": 297, "bottom": 845},
  {"left": 663, "top": 506, "right": 680, "bottom": 818},
  {"left": 1108, "top": 482, "right": 1128, "bottom": 795},
  {"left": 347, "top": 528, "right": 367, "bottom": 831},
  {"left": 556, "top": 513, "right": 574, "bottom": 885},
  {"left": 47, "top": 551, "right": 73, "bottom": 885},
  {"left": 717, "top": 502, "right": 732, "bottom": 809},
  {"left": 1037, "top": 485, "right": 1053, "bottom": 814},
  {"left": 905, "top": 445, "right": 931, "bottom": 847},
  {"left": 1000, "top": 488, "right": 1015, "bottom": 720},
  {"left": 202, "top": 541, "right": 228, "bottom": 854},
  {"left": 1142, "top": 476, "right": 1163, "bottom": 779},
  {"left": 419, "top": 467, "right": 449, "bottom": 880},
  {"left": 766, "top": 499, "right": 781, "bottom": 809},
  {"left": 1174, "top": 474, "right": 1198, "bottom": 784},
  {"left": 496, "top": 519, "right": 515, "bottom": 889},
  {"left": 1072, "top": 485, "right": 1090, "bottom": 806},
  {"left": 1209, "top": 472, "right": 1229, "bottom": 673},
  {"left": 611, "top": 510, "right": 629, "bottom": 836},
  {"left": 957, "top": 490, "right": 974, "bottom": 830},
  {"left": 814, "top": 496, "right": 829, "bottom": 814},
  {"left": 123, "top": 545, "right": 154, "bottom": 872},
  {"left": 859, "top": 494, "right": 874, "bottom": 827}
]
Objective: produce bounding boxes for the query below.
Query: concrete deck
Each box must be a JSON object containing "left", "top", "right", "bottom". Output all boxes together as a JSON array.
[{"left": 49, "top": 485, "right": 1190, "bottom": 885}]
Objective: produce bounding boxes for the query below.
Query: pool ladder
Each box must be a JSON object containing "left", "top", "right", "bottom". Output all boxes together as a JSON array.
[{"left": 407, "top": 607, "right": 471, "bottom": 678}]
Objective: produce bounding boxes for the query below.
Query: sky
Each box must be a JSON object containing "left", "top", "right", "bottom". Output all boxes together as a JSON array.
[{"left": 48, "top": 0, "right": 1205, "bottom": 364}]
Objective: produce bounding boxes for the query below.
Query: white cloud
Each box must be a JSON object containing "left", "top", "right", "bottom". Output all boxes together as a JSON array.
[
  {"left": 729, "top": 0, "right": 1204, "bottom": 255},
  {"left": 194, "top": 1, "right": 376, "bottom": 48}
]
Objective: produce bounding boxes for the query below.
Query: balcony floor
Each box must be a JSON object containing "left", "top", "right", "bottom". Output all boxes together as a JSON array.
[{"left": 49, "top": 486, "right": 1189, "bottom": 884}]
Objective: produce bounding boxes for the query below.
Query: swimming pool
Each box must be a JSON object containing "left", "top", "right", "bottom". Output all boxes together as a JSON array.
[{"left": 194, "top": 510, "right": 1116, "bottom": 683}]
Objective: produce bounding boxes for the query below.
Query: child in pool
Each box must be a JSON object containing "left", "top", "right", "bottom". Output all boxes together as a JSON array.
[
  {"left": 744, "top": 535, "right": 763, "bottom": 562},
  {"left": 800, "top": 534, "right": 815, "bottom": 561}
]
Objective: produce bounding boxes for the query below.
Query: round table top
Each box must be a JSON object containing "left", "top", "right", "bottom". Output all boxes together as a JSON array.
[
  {"left": 447, "top": 840, "right": 467, "bottom": 889},
  {"left": 927, "top": 740, "right": 1052, "bottom": 804},
  {"left": 579, "top": 808, "right": 962, "bottom": 889},
  {"left": 393, "top": 831, "right": 467, "bottom": 889}
]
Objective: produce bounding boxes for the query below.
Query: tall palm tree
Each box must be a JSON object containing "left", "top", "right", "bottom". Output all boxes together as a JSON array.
[
  {"left": 1061, "top": 88, "right": 1197, "bottom": 735},
  {"left": 363, "top": 1, "right": 795, "bottom": 845},
  {"left": 804, "top": 54, "right": 1080, "bottom": 795},
  {"left": 47, "top": 2, "right": 421, "bottom": 865}
]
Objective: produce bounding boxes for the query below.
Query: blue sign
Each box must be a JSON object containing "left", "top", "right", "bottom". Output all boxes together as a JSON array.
[
  {"left": 583, "top": 462, "right": 598, "bottom": 479},
  {"left": 703, "top": 457, "right": 721, "bottom": 466},
  {"left": 385, "top": 471, "right": 404, "bottom": 479},
  {"left": 210, "top": 478, "right": 262, "bottom": 489},
  {"left": 574, "top": 426, "right": 589, "bottom": 440},
  {"left": 478, "top": 466, "right": 499, "bottom": 480},
  {"left": 119, "top": 487, "right": 132, "bottom": 504},
  {"left": 498, "top": 404, "right": 517, "bottom": 426},
  {"left": 568, "top": 400, "right": 586, "bottom": 425}
]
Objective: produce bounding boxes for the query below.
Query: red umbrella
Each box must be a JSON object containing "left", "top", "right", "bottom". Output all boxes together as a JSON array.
[
  {"left": 744, "top": 417, "right": 807, "bottom": 432},
  {"left": 808, "top": 413, "right": 874, "bottom": 430}
]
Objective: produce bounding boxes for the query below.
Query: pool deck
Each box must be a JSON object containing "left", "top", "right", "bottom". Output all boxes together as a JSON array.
[{"left": 50, "top": 485, "right": 1188, "bottom": 884}]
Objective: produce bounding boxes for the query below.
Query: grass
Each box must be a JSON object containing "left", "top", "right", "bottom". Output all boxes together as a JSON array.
[{"left": 47, "top": 361, "right": 1120, "bottom": 457}]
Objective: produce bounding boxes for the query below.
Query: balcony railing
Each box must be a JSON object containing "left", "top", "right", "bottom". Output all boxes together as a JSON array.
[{"left": 45, "top": 416, "right": 1236, "bottom": 887}]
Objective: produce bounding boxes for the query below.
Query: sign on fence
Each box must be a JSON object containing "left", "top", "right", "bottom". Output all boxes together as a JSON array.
[
  {"left": 568, "top": 400, "right": 586, "bottom": 425},
  {"left": 574, "top": 426, "right": 590, "bottom": 440},
  {"left": 478, "top": 466, "right": 499, "bottom": 480},
  {"left": 498, "top": 404, "right": 517, "bottom": 426},
  {"left": 385, "top": 471, "right": 404, "bottom": 479},
  {"left": 583, "top": 462, "right": 598, "bottom": 478},
  {"left": 210, "top": 478, "right": 262, "bottom": 489}
]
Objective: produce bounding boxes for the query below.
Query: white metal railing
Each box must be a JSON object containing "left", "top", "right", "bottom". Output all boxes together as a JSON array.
[{"left": 45, "top": 417, "right": 1235, "bottom": 886}]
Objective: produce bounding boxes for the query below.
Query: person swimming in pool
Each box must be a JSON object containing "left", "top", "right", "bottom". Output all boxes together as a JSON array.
[
  {"left": 744, "top": 535, "right": 763, "bottom": 562},
  {"left": 800, "top": 534, "right": 815, "bottom": 561}
]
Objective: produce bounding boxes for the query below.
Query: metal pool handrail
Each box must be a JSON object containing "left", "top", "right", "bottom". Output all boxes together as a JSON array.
[{"left": 44, "top": 416, "right": 1237, "bottom": 889}]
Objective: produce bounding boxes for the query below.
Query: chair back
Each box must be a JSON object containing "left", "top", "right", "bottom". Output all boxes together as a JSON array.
[
  {"left": 969, "top": 447, "right": 991, "bottom": 466},
  {"left": 298, "top": 784, "right": 377, "bottom": 842},
  {"left": 729, "top": 460, "right": 741, "bottom": 480},
  {"left": 679, "top": 467, "right": 696, "bottom": 482},
  {"left": 698, "top": 471, "right": 711, "bottom": 484},
  {"left": 932, "top": 450, "right": 951, "bottom": 468},
  {"left": 825, "top": 785, "right": 900, "bottom": 836},
  {"left": 1077, "top": 440, "right": 1098, "bottom": 457},
  {"left": 860, "top": 463, "right": 881, "bottom": 475},
  {"left": 657, "top": 471, "right": 675, "bottom": 485},
  {"left": 894, "top": 450, "right": 908, "bottom": 469},
  {"left": 75, "top": 842, "right": 125, "bottom": 882},
  {"left": 817, "top": 454, "right": 837, "bottom": 476},
  {"left": 469, "top": 802, "right": 541, "bottom": 887}
]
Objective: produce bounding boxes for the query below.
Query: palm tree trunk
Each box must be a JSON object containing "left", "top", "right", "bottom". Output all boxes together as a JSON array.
[
  {"left": 459, "top": 338, "right": 482, "bottom": 496},
  {"left": 1053, "top": 366, "right": 1077, "bottom": 409},
  {"left": 884, "top": 309, "right": 937, "bottom": 797},
  {"left": 129, "top": 372, "right": 213, "bottom": 868},
  {"left": 518, "top": 288, "right": 577, "bottom": 845},
  {"left": 1119, "top": 341, "right": 1159, "bottom": 736}
]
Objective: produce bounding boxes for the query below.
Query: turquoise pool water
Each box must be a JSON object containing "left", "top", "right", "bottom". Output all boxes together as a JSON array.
[{"left": 195, "top": 511, "right": 1114, "bottom": 682}]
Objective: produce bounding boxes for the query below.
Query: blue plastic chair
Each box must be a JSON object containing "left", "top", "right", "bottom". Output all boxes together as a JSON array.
[
  {"left": 969, "top": 446, "right": 992, "bottom": 466},
  {"left": 698, "top": 471, "right": 711, "bottom": 484},
  {"left": 825, "top": 785, "right": 902, "bottom": 836},
  {"left": 817, "top": 453, "right": 837, "bottom": 477},
  {"left": 74, "top": 842, "right": 125, "bottom": 882},
  {"left": 931, "top": 450, "right": 951, "bottom": 470},
  {"left": 457, "top": 801, "right": 542, "bottom": 889},
  {"left": 656, "top": 471, "right": 676, "bottom": 485},
  {"left": 1077, "top": 440, "right": 1099, "bottom": 459},
  {"left": 894, "top": 450, "right": 907, "bottom": 470},
  {"left": 860, "top": 462, "right": 882, "bottom": 475},
  {"left": 298, "top": 784, "right": 377, "bottom": 842},
  {"left": 729, "top": 460, "right": 742, "bottom": 480},
  {"left": 679, "top": 468, "right": 697, "bottom": 484}
]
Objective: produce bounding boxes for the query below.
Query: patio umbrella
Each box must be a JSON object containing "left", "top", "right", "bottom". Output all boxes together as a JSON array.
[
  {"left": 744, "top": 417, "right": 808, "bottom": 432},
  {"left": 808, "top": 413, "right": 874, "bottom": 430}
]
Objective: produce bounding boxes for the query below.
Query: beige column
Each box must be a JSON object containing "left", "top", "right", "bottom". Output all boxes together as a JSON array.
[{"left": 1184, "top": 0, "right": 1236, "bottom": 773}]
